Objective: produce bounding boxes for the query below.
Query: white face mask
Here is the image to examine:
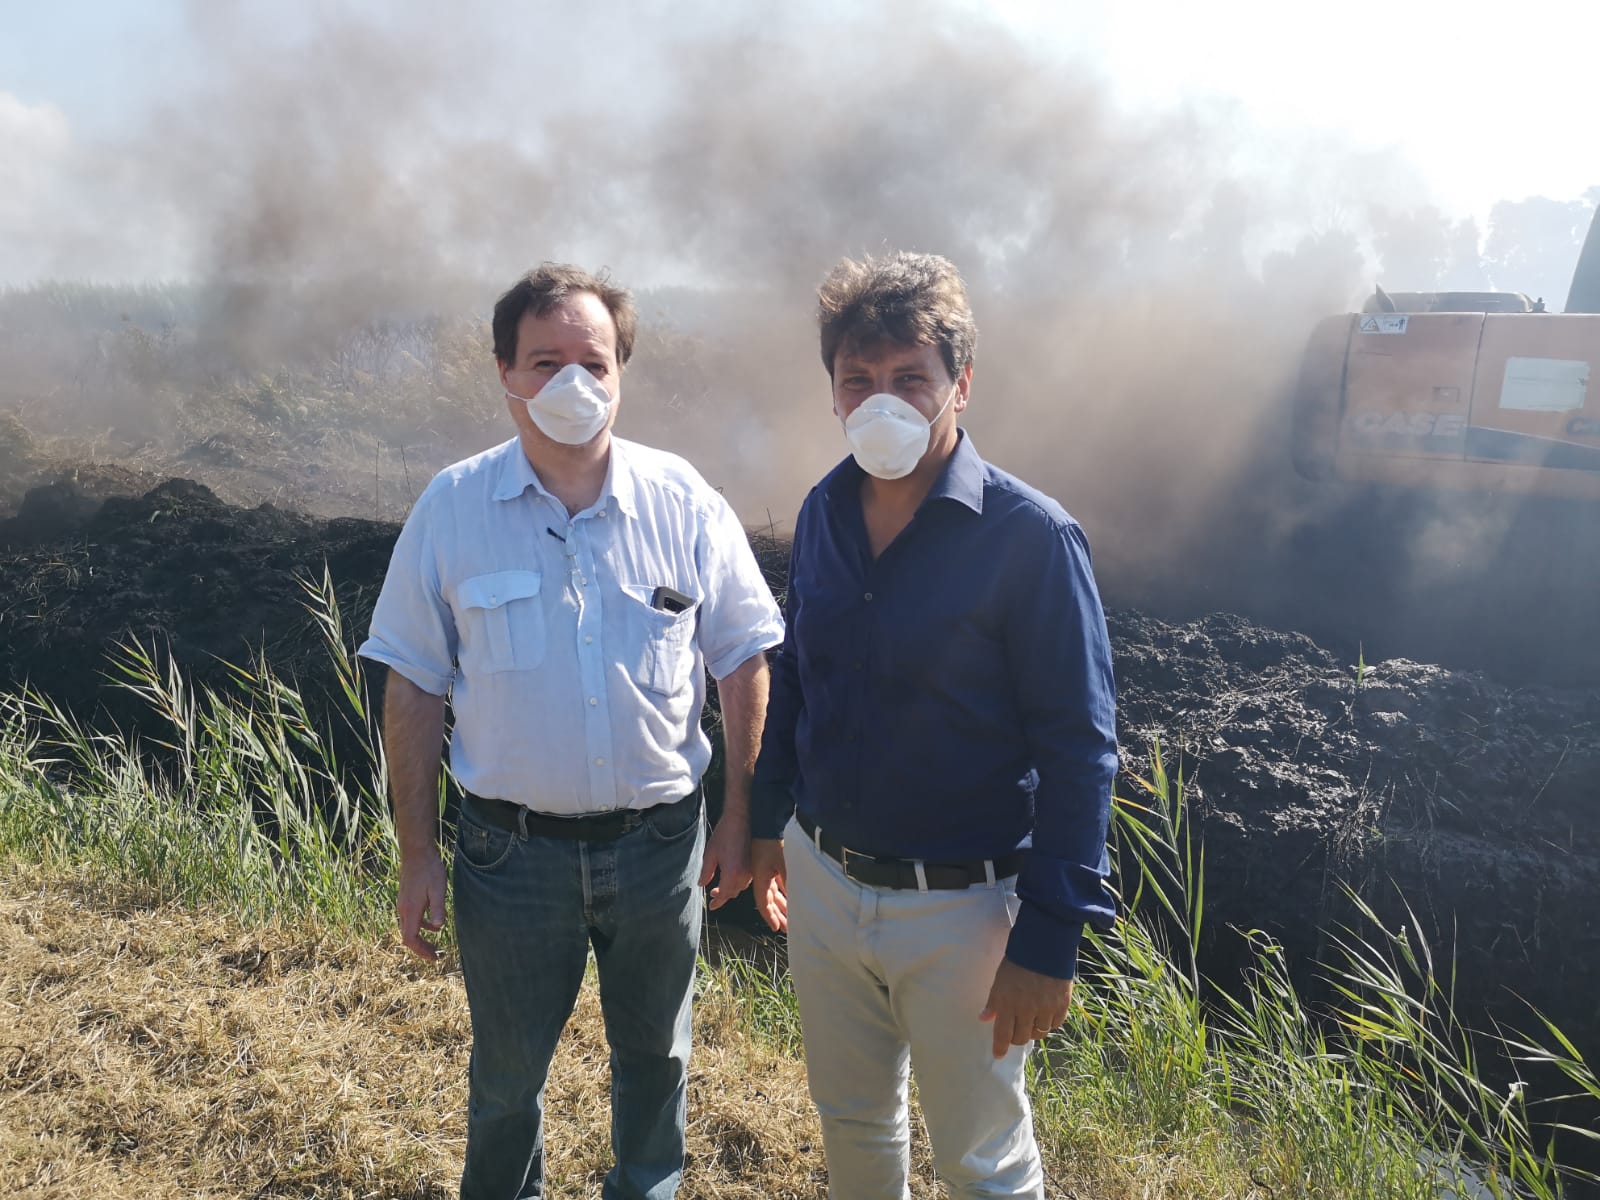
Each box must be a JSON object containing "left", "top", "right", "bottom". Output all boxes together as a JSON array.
[
  {"left": 507, "top": 363, "right": 615, "bottom": 446},
  {"left": 841, "top": 387, "right": 955, "bottom": 480}
]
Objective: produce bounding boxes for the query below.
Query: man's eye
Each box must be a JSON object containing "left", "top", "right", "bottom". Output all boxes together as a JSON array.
[
  {"left": 585, "top": 363, "right": 608, "bottom": 376},
  {"left": 532, "top": 360, "right": 557, "bottom": 371},
  {"left": 897, "top": 374, "right": 926, "bottom": 386}
]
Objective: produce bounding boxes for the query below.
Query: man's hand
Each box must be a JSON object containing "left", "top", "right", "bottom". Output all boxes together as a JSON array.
[
  {"left": 979, "top": 958, "right": 1074, "bottom": 1058},
  {"left": 700, "top": 809, "right": 753, "bottom": 910},
  {"left": 397, "top": 851, "right": 448, "bottom": 962},
  {"left": 704, "top": 652, "right": 767, "bottom": 911},
  {"left": 750, "top": 838, "right": 788, "bottom": 932},
  {"left": 384, "top": 669, "right": 449, "bottom": 963}
]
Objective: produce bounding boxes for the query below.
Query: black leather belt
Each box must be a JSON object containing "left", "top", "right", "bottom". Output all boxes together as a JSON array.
[
  {"left": 797, "top": 811, "right": 1021, "bottom": 890},
  {"left": 465, "top": 789, "right": 697, "bottom": 841}
]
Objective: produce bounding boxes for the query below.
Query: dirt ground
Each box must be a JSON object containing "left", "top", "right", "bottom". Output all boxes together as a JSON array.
[
  {"left": 0, "top": 462, "right": 1596, "bottom": 1065},
  {"left": 1109, "top": 610, "right": 1600, "bottom": 1040}
]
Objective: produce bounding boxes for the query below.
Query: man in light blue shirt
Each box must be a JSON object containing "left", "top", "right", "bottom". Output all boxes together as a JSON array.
[{"left": 359, "top": 263, "right": 783, "bottom": 1200}]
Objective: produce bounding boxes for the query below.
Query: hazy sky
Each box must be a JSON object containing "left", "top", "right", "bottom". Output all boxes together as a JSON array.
[
  {"left": 1, "top": 0, "right": 1596, "bottom": 284},
  {"left": 987, "top": 0, "right": 1600, "bottom": 219}
]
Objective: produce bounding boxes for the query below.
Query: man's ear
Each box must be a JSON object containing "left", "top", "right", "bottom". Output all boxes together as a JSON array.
[{"left": 954, "top": 361, "right": 974, "bottom": 412}]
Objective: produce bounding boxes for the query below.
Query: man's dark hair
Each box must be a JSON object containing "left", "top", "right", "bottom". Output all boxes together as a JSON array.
[
  {"left": 493, "top": 263, "right": 637, "bottom": 368},
  {"left": 817, "top": 251, "right": 977, "bottom": 379}
]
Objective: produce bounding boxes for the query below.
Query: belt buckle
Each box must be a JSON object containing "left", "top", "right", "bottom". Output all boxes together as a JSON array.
[
  {"left": 840, "top": 844, "right": 901, "bottom": 886},
  {"left": 838, "top": 844, "right": 874, "bottom": 876}
]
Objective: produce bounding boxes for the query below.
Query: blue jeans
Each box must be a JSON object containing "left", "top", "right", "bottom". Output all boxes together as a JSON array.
[{"left": 452, "top": 793, "right": 705, "bottom": 1200}]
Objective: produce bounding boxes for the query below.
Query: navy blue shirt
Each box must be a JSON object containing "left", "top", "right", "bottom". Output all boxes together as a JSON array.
[{"left": 751, "top": 431, "right": 1118, "bottom": 979}]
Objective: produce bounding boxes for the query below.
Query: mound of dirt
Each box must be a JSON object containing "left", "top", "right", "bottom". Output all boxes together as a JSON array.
[
  {"left": 1112, "top": 611, "right": 1600, "bottom": 1040},
  {"left": 0, "top": 473, "right": 1595, "bottom": 1055},
  {"left": 0, "top": 410, "right": 176, "bottom": 532},
  {"left": 0, "top": 476, "right": 394, "bottom": 735},
  {"left": 0, "top": 464, "right": 166, "bottom": 543}
]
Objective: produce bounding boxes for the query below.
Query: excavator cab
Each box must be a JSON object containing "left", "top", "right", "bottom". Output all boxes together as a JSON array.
[{"left": 1294, "top": 209, "right": 1600, "bottom": 498}]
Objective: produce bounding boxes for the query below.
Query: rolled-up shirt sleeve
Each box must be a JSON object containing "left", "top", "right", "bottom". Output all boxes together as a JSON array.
[
  {"left": 1004, "top": 518, "right": 1118, "bottom": 980},
  {"left": 358, "top": 489, "right": 457, "bottom": 696},
  {"left": 694, "top": 494, "right": 784, "bottom": 682}
]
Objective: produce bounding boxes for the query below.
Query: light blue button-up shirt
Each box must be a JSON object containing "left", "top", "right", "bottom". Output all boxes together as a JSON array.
[{"left": 359, "top": 436, "right": 784, "bottom": 813}]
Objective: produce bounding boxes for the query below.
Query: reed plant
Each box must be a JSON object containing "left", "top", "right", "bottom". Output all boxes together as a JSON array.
[
  {"left": 0, "top": 583, "right": 1595, "bottom": 1197},
  {"left": 0, "top": 569, "right": 398, "bottom": 933},
  {"left": 1029, "top": 740, "right": 1592, "bottom": 1198}
]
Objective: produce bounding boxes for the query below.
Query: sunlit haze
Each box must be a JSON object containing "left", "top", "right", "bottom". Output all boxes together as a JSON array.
[
  {"left": 986, "top": 0, "right": 1600, "bottom": 219},
  {"left": 3, "top": 1, "right": 1596, "bottom": 284}
]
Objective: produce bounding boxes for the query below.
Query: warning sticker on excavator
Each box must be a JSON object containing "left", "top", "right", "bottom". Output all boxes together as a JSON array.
[{"left": 1359, "top": 315, "right": 1409, "bottom": 334}]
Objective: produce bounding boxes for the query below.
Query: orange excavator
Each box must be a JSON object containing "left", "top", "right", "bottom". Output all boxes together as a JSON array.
[{"left": 1294, "top": 209, "right": 1600, "bottom": 499}]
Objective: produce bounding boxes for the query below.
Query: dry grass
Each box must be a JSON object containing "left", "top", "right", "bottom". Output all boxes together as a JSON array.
[
  {"left": 0, "top": 863, "right": 959, "bottom": 1199},
  {"left": 4, "top": 836, "right": 1569, "bottom": 1200}
]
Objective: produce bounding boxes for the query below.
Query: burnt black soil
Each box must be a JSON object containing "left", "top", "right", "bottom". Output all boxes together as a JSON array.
[
  {"left": 1, "top": 474, "right": 1597, "bottom": 1069},
  {"left": 1112, "top": 611, "right": 1600, "bottom": 1036},
  {"left": 0, "top": 478, "right": 395, "bottom": 736}
]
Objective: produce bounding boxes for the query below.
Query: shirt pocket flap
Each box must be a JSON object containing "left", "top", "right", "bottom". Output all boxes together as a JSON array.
[{"left": 458, "top": 570, "right": 542, "bottom": 612}]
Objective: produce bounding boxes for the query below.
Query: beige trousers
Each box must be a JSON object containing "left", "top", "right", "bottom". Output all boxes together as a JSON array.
[{"left": 784, "top": 815, "right": 1045, "bottom": 1200}]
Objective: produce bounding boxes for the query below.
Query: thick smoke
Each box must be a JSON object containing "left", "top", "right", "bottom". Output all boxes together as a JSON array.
[
  {"left": 6, "top": 0, "right": 1597, "bottom": 679},
  {"left": 12, "top": 7, "right": 1360, "bottom": 467}
]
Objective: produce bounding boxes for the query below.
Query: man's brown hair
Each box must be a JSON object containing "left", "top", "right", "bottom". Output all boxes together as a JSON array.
[
  {"left": 493, "top": 263, "right": 638, "bottom": 368},
  {"left": 817, "top": 251, "right": 978, "bottom": 379}
]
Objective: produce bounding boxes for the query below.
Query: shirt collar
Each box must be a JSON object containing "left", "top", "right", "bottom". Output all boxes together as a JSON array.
[
  {"left": 603, "top": 438, "right": 640, "bottom": 518},
  {"left": 492, "top": 438, "right": 543, "bottom": 502},
  {"left": 926, "top": 429, "right": 985, "bottom": 514},
  {"left": 821, "top": 427, "right": 985, "bottom": 516},
  {"left": 491, "top": 435, "right": 639, "bottom": 519}
]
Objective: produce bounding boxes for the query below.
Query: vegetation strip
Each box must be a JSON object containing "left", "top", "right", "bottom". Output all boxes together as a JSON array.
[{"left": 1, "top": 591, "right": 1595, "bottom": 1197}]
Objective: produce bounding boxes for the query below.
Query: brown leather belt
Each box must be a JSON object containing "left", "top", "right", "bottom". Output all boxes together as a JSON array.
[
  {"left": 797, "top": 811, "right": 1021, "bottom": 891},
  {"left": 464, "top": 789, "right": 698, "bottom": 841}
]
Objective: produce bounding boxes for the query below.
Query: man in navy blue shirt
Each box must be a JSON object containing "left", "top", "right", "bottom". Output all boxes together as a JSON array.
[{"left": 750, "top": 251, "right": 1117, "bottom": 1199}]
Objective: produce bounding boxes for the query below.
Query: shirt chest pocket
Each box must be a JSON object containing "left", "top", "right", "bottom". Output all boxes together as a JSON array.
[
  {"left": 456, "top": 571, "right": 546, "bottom": 675},
  {"left": 619, "top": 584, "right": 698, "bottom": 696}
]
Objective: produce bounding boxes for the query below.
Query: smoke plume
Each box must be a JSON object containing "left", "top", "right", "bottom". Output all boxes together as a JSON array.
[{"left": 7, "top": 0, "right": 1598, "bottom": 679}]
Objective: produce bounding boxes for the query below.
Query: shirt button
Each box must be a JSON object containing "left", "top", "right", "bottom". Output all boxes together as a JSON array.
[
  {"left": 853, "top": 660, "right": 863, "bottom": 671},
  {"left": 863, "top": 592, "right": 873, "bottom": 602},
  {"left": 598, "top": 509, "right": 607, "bottom": 517},
  {"left": 589, "top": 697, "right": 598, "bottom": 706},
  {"left": 846, "top": 733, "right": 859, "bottom": 744},
  {"left": 584, "top": 636, "right": 594, "bottom": 645},
  {"left": 595, "top": 757, "right": 605, "bottom": 766}
]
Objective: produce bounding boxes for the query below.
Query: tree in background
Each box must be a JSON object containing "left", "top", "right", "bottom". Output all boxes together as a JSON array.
[
  {"left": 1363, "top": 189, "right": 1598, "bottom": 308},
  {"left": 1368, "top": 205, "right": 1487, "bottom": 293},
  {"left": 1483, "top": 188, "right": 1600, "bottom": 308}
]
